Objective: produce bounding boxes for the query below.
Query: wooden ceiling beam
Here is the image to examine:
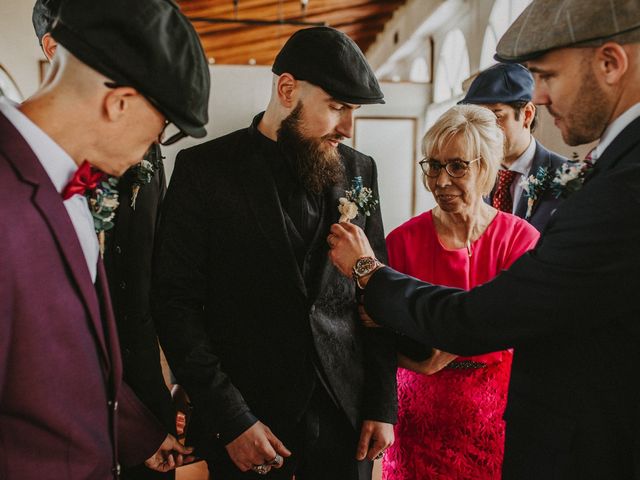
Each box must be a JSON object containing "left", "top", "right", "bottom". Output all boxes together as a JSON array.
[{"left": 178, "top": 0, "right": 407, "bottom": 65}]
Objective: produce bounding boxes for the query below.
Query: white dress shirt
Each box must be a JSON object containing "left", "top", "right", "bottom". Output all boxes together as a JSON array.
[
  {"left": 590, "top": 102, "right": 640, "bottom": 163},
  {"left": 504, "top": 136, "right": 536, "bottom": 214},
  {"left": 0, "top": 96, "right": 99, "bottom": 283}
]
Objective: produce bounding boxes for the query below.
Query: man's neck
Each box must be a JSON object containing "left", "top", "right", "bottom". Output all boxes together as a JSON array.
[
  {"left": 258, "top": 108, "right": 282, "bottom": 141},
  {"left": 503, "top": 135, "right": 532, "bottom": 168}
]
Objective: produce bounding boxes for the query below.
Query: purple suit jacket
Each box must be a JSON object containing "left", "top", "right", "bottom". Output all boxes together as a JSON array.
[{"left": 0, "top": 111, "right": 166, "bottom": 479}]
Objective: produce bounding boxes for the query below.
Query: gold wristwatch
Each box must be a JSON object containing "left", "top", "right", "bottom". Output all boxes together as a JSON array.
[{"left": 352, "top": 256, "right": 383, "bottom": 289}]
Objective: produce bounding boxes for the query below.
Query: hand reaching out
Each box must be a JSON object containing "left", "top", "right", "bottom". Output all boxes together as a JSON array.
[{"left": 145, "top": 434, "right": 194, "bottom": 472}]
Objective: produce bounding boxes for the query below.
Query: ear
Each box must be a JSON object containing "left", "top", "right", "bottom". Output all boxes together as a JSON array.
[
  {"left": 41, "top": 33, "right": 57, "bottom": 62},
  {"left": 103, "top": 86, "right": 139, "bottom": 123},
  {"left": 276, "top": 73, "right": 297, "bottom": 108},
  {"left": 595, "top": 42, "right": 629, "bottom": 86},
  {"left": 522, "top": 102, "right": 536, "bottom": 129}
]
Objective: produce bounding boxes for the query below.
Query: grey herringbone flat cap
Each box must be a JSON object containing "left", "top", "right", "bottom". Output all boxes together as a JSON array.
[{"left": 495, "top": 0, "right": 640, "bottom": 63}]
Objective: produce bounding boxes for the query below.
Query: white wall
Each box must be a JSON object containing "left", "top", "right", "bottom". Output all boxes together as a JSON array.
[
  {"left": 0, "top": 0, "right": 44, "bottom": 100},
  {"left": 367, "top": 0, "right": 594, "bottom": 160}
]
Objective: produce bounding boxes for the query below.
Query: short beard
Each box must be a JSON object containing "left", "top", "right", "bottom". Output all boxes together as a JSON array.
[
  {"left": 277, "top": 102, "right": 345, "bottom": 194},
  {"left": 555, "top": 56, "right": 611, "bottom": 146}
]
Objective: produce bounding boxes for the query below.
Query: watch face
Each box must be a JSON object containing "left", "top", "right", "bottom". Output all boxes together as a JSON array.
[{"left": 354, "top": 257, "right": 377, "bottom": 276}]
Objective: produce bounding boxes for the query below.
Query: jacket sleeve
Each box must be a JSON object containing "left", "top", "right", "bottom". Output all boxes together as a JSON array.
[
  {"left": 360, "top": 157, "right": 398, "bottom": 424},
  {"left": 364, "top": 164, "right": 640, "bottom": 355},
  {"left": 117, "top": 381, "right": 167, "bottom": 467},
  {"left": 152, "top": 151, "right": 257, "bottom": 447}
]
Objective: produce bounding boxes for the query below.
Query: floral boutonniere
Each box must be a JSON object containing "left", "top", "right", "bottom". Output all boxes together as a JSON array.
[
  {"left": 519, "top": 165, "right": 552, "bottom": 219},
  {"left": 130, "top": 146, "right": 162, "bottom": 209},
  {"left": 338, "top": 176, "right": 379, "bottom": 222},
  {"left": 551, "top": 154, "right": 595, "bottom": 199},
  {"left": 87, "top": 176, "right": 120, "bottom": 256}
]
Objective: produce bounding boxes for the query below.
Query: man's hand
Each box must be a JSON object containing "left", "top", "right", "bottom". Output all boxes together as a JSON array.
[
  {"left": 398, "top": 349, "right": 458, "bottom": 375},
  {"left": 356, "top": 420, "right": 394, "bottom": 461},
  {"left": 225, "top": 421, "right": 291, "bottom": 473},
  {"left": 327, "top": 222, "right": 375, "bottom": 278},
  {"left": 144, "top": 433, "right": 194, "bottom": 472}
]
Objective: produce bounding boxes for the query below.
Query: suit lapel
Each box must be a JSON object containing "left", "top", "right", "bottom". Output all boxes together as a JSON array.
[
  {"left": 313, "top": 175, "right": 363, "bottom": 302},
  {"left": 239, "top": 146, "right": 307, "bottom": 297},
  {"left": 0, "top": 112, "right": 111, "bottom": 369},
  {"left": 515, "top": 140, "right": 548, "bottom": 219},
  {"left": 587, "top": 116, "right": 640, "bottom": 182}
]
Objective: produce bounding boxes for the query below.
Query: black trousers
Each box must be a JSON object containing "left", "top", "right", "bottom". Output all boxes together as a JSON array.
[
  {"left": 205, "top": 386, "right": 373, "bottom": 480},
  {"left": 121, "top": 465, "right": 175, "bottom": 480}
]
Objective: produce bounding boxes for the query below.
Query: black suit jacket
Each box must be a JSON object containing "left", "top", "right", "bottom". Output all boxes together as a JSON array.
[
  {"left": 152, "top": 117, "right": 397, "bottom": 458},
  {"left": 489, "top": 139, "right": 566, "bottom": 232},
  {"left": 104, "top": 148, "right": 175, "bottom": 479},
  {"left": 104, "top": 147, "right": 175, "bottom": 432},
  {"left": 364, "top": 118, "right": 640, "bottom": 479}
]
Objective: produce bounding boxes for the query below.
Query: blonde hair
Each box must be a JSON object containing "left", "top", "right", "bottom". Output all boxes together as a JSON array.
[{"left": 422, "top": 104, "right": 504, "bottom": 196}]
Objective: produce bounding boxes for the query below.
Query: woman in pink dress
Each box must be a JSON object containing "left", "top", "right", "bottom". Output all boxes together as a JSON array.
[{"left": 381, "top": 105, "right": 539, "bottom": 480}]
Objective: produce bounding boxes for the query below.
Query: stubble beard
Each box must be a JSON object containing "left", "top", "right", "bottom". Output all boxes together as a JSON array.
[
  {"left": 554, "top": 59, "right": 611, "bottom": 146},
  {"left": 277, "top": 102, "right": 345, "bottom": 194}
]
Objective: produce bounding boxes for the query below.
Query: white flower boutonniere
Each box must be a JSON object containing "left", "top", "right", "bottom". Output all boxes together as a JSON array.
[
  {"left": 337, "top": 176, "right": 379, "bottom": 223},
  {"left": 519, "top": 166, "right": 552, "bottom": 220},
  {"left": 551, "top": 157, "right": 595, "bottom": 199}
]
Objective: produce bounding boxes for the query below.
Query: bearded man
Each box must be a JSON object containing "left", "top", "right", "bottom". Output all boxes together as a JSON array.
[{"left": 152, "top": 27, "right": 397, "bottom": 480}]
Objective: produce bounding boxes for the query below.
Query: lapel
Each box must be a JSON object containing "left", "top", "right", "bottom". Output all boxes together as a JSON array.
[
  {"left": 514, "top": 140, "right": 548, "bottom": 219},
  {"left": 0, "top": 112, "right": 111, "bottom": 370},
  {"left": 97, "top": 260, "right": 121, "bottom": 394},
  {"left": 313, "top": 170, "right": 365, "bottom": 303},
  {"left": 586, "top": 116, "right": 640, "bottom": 184},
  {"left": 238, "top": 126, "right": 307, "bottom": 297}
]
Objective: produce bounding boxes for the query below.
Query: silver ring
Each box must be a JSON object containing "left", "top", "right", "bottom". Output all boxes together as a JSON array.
[
  {"left": 374, "top": 451, "right": 385, "bottom": 460},
  {"left": 251, "top": 464, "right": 269, "bottom": 475},
  {"left": 267, "top": 454, "right": 283, "bottom": 466}
]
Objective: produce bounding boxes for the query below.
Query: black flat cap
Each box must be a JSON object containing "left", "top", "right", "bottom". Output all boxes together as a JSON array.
[
  {"left": 273, "top": 26, "right": 384, "bottom": 105},
  {"left": 496, "top": 0, "right": 640, "bottom": 63},
  {"left": 32, "top": 0, "right": 61, "bottom": 44},
  {"left": 51, "top": 0, "right": 210, "bottom": 140},
  {"left": 459, "top": 63, "right": 533, "bottom": 105}
]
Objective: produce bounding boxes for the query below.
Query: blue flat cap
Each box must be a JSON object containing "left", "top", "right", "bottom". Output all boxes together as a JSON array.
[{"left": 459, "top": 63, "right": 533, "bottom": 105}]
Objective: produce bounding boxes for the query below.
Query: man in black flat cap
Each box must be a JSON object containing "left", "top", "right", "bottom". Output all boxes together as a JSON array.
[
  {"left": 460, "top": 62, "right": 565, "bottom": 231},
  {"left": 153, "top": 26, "right": 396, "bottom": 480},
  {"left": 326, "top": 1, "right": 640, "bottom": 479},
  {"left": 31, "top": 4, "right": 176, "bottom": 479},
  {"left": 0, "top": 0, "right": 209, "bottom": 478}
]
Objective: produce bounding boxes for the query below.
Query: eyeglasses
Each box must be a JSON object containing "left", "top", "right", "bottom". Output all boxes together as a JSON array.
[
  {"left": 104, "top": 81, "right": 186, "bottom": 146},
  {"left": 418, "top": 157, "right": 480, "bottom": 178}
]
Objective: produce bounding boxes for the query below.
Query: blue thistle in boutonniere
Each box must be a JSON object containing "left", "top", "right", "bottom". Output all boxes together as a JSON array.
[
  {"left": 519, "top": 165, "right": 552, "bottom": 220},
  {"left": 338, "top": 176, "right": 379, "bottom": 222},
  {"left": 87, "top": 176, "right": 119, "bottom": 256},
  {"left": 130, "top": 145, "right": 162, "bottom": 209}
]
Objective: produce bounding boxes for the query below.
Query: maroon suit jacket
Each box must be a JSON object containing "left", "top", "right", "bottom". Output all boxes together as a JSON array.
[{"left": 0, "top": 111, "right": 166, "bottom": 479}]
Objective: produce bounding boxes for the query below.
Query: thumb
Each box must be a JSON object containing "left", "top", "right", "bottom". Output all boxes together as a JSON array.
[
  {"left": 356, "top": 426, "right": 372, "bottom": 461},
  {"left": 266, "top": 431, "right": 292, "bottom": 457},
  {"left": 167, "top": 435, "right": 193, "bottom": 455}
]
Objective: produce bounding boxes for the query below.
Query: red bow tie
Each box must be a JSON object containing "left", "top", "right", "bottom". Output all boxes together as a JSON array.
[{"left": 61, "top": 161, "right": 105, "bottom": 200}]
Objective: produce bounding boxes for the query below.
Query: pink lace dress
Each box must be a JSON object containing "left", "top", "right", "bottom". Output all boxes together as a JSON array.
[{"left": 383, "top": 210, "right": 539, "bottom": 480}]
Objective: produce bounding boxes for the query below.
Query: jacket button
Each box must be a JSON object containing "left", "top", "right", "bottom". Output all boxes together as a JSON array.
[
  {"left": 115, "top": 245, "right": 122, "bottom": 254},
  {"left": 108, "top": 400, "right": 118, "bottom": 411},
  {"left": 119, "top": 281, "right": 126, "bottom": 290},
  {"left": 113, "top": 463, "right": 121, "bottom": 476}
]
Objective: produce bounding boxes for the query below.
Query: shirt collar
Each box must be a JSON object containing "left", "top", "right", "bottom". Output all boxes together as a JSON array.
[
  {"left": 0, "top": 96, "right": 77, "bottom": 193},
  {"left": 592, "top": 102, "right": 640, "bottom": 161},
  {"left": 506, "top": 136, "right": 536, "bottom": 175}
]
